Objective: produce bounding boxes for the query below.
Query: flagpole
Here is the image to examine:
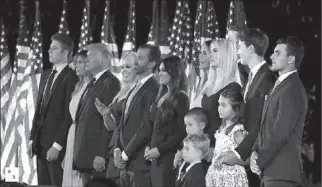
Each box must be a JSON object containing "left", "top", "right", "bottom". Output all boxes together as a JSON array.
[{"left": 86, "top": 0, "right": 91, "bottom": 43}]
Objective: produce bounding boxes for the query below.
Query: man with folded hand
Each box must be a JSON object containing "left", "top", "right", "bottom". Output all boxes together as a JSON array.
[
  {"left": 113, "top": 44, "right": 160, "bottom": 187},
  {"left": 73, "top": 43, "right": 120, "bottom": 185}
]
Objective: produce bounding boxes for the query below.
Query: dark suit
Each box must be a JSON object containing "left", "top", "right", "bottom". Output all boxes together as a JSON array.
[
  {"left": 30, "top": 66, "right": 78, "bottom": 186},
  {"left": 236, "top": 63, "right": 276, "bottom": 187},
  {"left": 73, "top": 70, "right": 120, "bottom": 173},
  {"left": 126, "top": 91, "right": 189, "bottom": 187},
  {"left": 176, "top": 163, "right": 206, "bottom": 187},
  {"left": 254, "top": 72, "right": 308, "bottom": 186},
  {"left": 238, "top": 63, "right": 250, "bottom": 87},
  {"left": 237, "top": 63, "right": 276, "bottom": 160},
  {"left": 114, "top": 77, "right": 159, "bottom": 187}
]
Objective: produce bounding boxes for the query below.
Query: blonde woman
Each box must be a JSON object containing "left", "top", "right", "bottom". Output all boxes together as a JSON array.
[
  {"left": 94, "top": 51, "right": 138, "bottom": 184},
  {"left": 62, "top": 50, "right": 93, "bottom": 187},
  {"left": 95, "top": 51, "right": 138, "bottom": 130},
  {"left": 190, "top": 40, "right": 212, "bottom": 108},
  {"left": 200, "top": 38, "right": 242, "bottom": 147}
]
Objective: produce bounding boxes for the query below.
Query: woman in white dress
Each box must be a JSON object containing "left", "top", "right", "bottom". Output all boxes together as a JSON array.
[{"left": 62, "top": 50, "right": 92, "bottom": 187}]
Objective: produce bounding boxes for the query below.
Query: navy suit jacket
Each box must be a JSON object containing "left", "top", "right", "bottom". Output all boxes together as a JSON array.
[
  {"left": 73, "top": 70, "right": 120, "bottom": 172},
  {"left": 176, "top": 163, "right": 206, "bottom": 187},
  {"left": 30, "top": 66, "right": 78, "bottom": 158},
  {"left": 254, "top": 72, "right": 308, "bottom": 182},
  {"left": 114, "top": 77, "right": 159, "bottom": 172},
  {"left": 236, "top": 63, "right": 276, "bottom": 160}
]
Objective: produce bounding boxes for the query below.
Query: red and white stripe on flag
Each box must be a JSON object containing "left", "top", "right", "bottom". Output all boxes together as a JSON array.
[{"left": 1, "top": 44, "right": 30, "bottom": 181}]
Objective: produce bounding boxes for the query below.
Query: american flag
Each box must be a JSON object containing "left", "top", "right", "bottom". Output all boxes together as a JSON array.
[
  {"left": 101, "top": 0, "right": 120, "bottom": 78},
  {"left": 192, "top": 0, "right": 220, "bottom": 73},
  {"left": 16, "top": 1, "right": 43, "bottom": 184},
  {"left": 147, "top": 0, "right": 170, "bottom": 57},
  {"left": 1, "top": 1, "right": 31, "bottom": 181},
  {"left": 168, "top": 0, "right": 193, "bottom": 61},
  {"left": 78, "top": 0, "right": 93, "bottom": 52},
  {"left": 189, "top": 0, "right": 220, "bottom": 103},
  {"left": 121, "top": 0, "right": 136, "bottom": 57},
  {"left": 58, "top": 0, "right": 70, "bottom": 35},
  {"left": 226, "top": 0, "right": 248, "bottom": 32},
  {"left": 0, "top": 18, "right": 12, "bottom": 138}
]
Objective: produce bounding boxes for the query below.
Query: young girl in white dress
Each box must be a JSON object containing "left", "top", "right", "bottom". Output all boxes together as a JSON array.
[
  {"left": 206, "top": 87, "right": 248, "bottom": 187},
  {"left": 62, "top": 50, "right": 92, "bottom": 187}
]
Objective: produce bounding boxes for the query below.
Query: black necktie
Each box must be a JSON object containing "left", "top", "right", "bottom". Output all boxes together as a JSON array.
[
  {"left": 80, "top": 78, "right": 96, "bottom": 102},
  {"left": 42, "top": 69, "right": 57, "bottom": 108},
  {"left": 244, "top": 71, "right": 253, "bottom": 100}
]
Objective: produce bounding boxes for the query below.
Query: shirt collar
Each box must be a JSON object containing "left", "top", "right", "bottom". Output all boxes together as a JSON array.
[
  {"left": 53, "top": 63, "right": 68, "bottom": 74},
  {"left": 139, "top": 73, "right": 153, "bottom": 85},
  {"left": 250, "top": 60, "right": 266, "bottom": 77},
  {"left": 94, "top": 68, "right": 109, "bottom": 81},
  {"left": 277, "top": 70, "right": 297, "bottom": 83},
  {"left": 185, "top": 160, "right": 201, "bottom": 173}
]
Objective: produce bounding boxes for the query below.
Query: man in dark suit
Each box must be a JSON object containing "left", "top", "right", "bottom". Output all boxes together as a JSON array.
[
  {"left": 73, "top": 43, "right": 120, "bottom": 185},
  {"left": 28, "top": 33, "right": 78, "bottom": 186},
  {"left": 218, "top": 28, "right": 276, "bottom": 187},
  {"left": 250, "top": 36, "right": 307, "bottom": 187},
  {"left": 113, "top": 44, "right": 160, "bottom": 187},
  {"left": 226, "top": 24, "right": 250, "bottom": 87}
]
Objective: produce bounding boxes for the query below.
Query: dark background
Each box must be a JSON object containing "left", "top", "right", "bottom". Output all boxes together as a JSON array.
[{"left": 1, "top": 0, "right": 321, "bottom": 183}]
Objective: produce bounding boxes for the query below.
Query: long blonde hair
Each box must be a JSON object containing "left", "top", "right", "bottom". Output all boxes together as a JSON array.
[
  {"left": 112, "top": 51, "right": 138, "bottom": 103},
  {"left": 202, "top": 39, "right": 238, "bottom": 96}
]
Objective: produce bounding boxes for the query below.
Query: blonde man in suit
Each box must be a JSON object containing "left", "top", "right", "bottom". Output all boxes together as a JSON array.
[{"left": 73, "top": 43, "right": 120, "bottom": 185}]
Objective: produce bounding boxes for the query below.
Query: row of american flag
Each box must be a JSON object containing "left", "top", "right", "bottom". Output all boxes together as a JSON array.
[{"left": 0, "top": 0, "right": 247, "bottom": 184}]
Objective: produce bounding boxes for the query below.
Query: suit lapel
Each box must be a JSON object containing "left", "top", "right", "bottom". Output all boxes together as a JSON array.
[
  {"left": 37, "top": 70, "right": 51, "bottom": 112},
  {"left": 261, "top": 73, "right": 297, "bottom": 124},
  {"left": 42, "top": 67, "right": 70, "bottom": 112},
  {"left": 123, "top": 77, "right": 156, "bottom": 125},
  {"left": 46, "top": 66, "right": 69, "bottom": 105},
  {"left": 75, "top": 70, "right": 112, "bottom": 121},
  {"left": 245, "top": 64, "right": 267, "bottom": 101}
]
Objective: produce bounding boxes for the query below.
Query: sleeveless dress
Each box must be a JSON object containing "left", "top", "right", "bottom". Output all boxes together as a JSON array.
[
  {"left": 206, "top": 124, "right": 249, "bottom": 187},
  {"left": 62, "top": 83, "right": 88, "bottom": 187}
]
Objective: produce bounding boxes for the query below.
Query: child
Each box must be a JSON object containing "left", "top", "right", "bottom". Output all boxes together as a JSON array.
[
  {"left": 173, "top": 107, "right": 213, "bottom": 169},
  {"left": 176, "top": 134, "right": 210, "bottom": 187},
  {"left": 205, "top": 88, "right": 248, "bottom": 187}
]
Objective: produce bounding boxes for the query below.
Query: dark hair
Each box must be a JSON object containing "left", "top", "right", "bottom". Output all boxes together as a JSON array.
[
  {"left": 155, "top": 56, "right": 186, "bottom": 113},
  {"left": 185, "top": 107, "right": 208, "bottom": 128},
  {"left": 276, "top": 36, "right": 304, "bottom": 69},
  {"left": 220, "top": 87, "right": 244, "bottom": 135},
  {"left": 138, "top": 43, "right": 161, "bottom": 72},
  {"left": 240, "top": 28, "right": 269, "bottom": 57},
  {"left": 51, "top": 32, "right": 74, "bottom": 57},
  {"left": 75, "top": 49, "right": 88, "bottom": 58},
  {"left": 227, "top": 24, "right": 248, "bottom": 39},
  {"left": 203, "top": 40, "right": 212, "bottom": 52}
]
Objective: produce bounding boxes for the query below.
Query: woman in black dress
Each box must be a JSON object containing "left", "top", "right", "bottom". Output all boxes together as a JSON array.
[
  {"left": 94, "top": 51, "right": 138, "bottom": 183},
  {"left": 200, "top": 38, "right": 242, "bottom": 146}
]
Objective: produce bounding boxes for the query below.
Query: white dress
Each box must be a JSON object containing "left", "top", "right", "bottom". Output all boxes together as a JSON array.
[
  {"left": 62, "top": 83, "right": 88, "bottom": 187},
  {"left": 206, "top": 124, "right": 249, "bottom": 187}
]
